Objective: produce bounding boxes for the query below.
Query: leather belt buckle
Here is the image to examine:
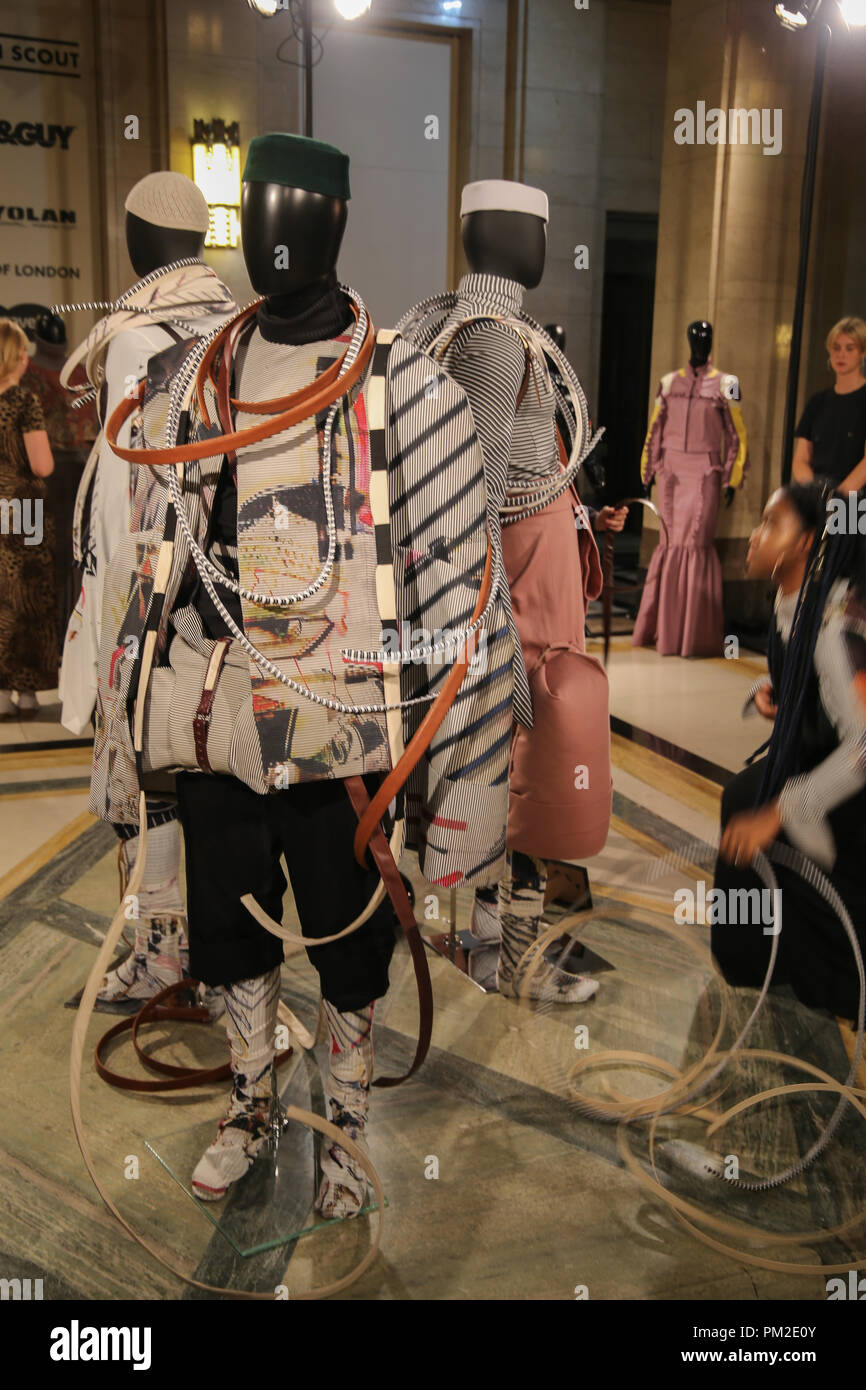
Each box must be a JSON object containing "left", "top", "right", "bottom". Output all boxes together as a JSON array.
[{"left": 192, "top": 637, "right": 231, "bottom": 773}]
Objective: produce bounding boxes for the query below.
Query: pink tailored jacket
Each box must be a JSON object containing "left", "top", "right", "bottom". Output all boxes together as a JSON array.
[{"left": 641, "top": 362, "right": 749, "bottom": 489}]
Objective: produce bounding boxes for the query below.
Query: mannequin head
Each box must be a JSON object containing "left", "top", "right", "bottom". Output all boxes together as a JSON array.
[
  {"left": 687, "top": 320, "right": 713, "bottom": 368},
  {"left": 240, "top": 134, "right": 351, "bottom": 306},
  {"left": 460, "top": 180, "right": 549, "bottom": 290},
  {"left": 124, "top": 172, "right": 209, "bottom": 279},
  {"left": 125, "top": 213, "right": 205, "bottom": 279},
  {"left": 241, "top": 184, "right": 347, "bottom": 297},
  {"left": 462, "top": 212, "right": 546, "bottom": 288}
]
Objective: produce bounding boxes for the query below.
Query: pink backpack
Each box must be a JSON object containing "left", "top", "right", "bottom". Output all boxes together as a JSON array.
[{"left": 507, "top": 642, "right": 612, "bottom": 862}]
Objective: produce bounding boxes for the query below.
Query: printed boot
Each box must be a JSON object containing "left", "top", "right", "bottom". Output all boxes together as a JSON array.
[
  {"left": 191, "top": 966, "right": 281, "bottom": 1200},
  {"left": 496, "top": 852, "right": 599, "bottom": 1004},
  {"left": 315, "top": 1000, "right": 374, "bottom": 1220},
  {"left": 98, "top": 820, "right": 189, "bottom": 1003},
  {"left": 470, "top": 885, "right": 502, "bottom": 942}
]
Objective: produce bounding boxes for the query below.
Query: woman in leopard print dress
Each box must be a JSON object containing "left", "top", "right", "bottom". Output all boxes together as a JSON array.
[{"left": 0, "top": 319, "right": 58, "bottom": 719}]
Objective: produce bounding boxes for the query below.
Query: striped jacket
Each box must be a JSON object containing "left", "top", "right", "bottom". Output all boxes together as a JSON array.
[
  {"left": 89, "top": 319, "right": 515, "bottom": 889},
  {"left": 400, "top": 271, "right": 584, "bottom": 730}
]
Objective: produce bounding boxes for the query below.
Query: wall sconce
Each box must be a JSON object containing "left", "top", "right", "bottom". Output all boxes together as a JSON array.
[{"left": 191, "top": 119, "right": 241, "bottom": 249}]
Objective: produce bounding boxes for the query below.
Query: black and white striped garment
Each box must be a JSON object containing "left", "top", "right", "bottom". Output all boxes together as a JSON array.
[
  {"left": 384, "top": 333, "right": 515, "bottom": 885},
  {"left": 772, "top": 579, "right": 866, "bottom": 867},
  {"left": 403, "top": 271, "right": 571, "bottom": 730}
]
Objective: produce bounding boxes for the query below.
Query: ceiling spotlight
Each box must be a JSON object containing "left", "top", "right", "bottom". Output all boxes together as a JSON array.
[
  {"left": 839, "top": 0, "right": 866, "bottom": 24},
  {"left": 774, "top": 0, "right": 822, "bottom": 27},
  {"left": 334, "top": 0, "right": 372, "bottom": 17},
  {"left": 247, "top": 0, "right": 280, "bottom": 14}
]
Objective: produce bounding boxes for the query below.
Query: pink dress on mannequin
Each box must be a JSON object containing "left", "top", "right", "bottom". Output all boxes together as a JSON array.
[{"left": 632, "top": 360, "right": 748, "bottom": 657}]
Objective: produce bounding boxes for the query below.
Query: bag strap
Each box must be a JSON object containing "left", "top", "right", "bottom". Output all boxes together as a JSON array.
[
  {"left": 104, "top": 304, "right": 375, "bottom": 466},
  {"left": 93, "top": 980, "right": 295, "bottom": 1093},
  {"left": 192, "top": 636, "right": 232, "bottom": 772},
  {"left": 343, "top": 776, "right": 433, "bottom": 1088}
]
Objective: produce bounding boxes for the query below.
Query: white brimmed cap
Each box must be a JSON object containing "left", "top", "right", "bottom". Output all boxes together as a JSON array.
[
  {"left": 125, "top": 171, "right": 209, "bottom": 234},
  {"left": 460, "top": 179, "right": 549, "bottom": 223}
]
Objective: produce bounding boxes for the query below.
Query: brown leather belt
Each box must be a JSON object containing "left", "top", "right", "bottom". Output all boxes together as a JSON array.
[
  {"left": 94, "top": 979, "right": 294, "bottom": 1093},
  {"left": 193, "top": 636, "right": 231, "bottom": 773},
  {"left": 344, "top": 776, "right": 433, "bottom": 1088},
  {"left": 104, "top": 297, "right": 375, "bottom": 466}
]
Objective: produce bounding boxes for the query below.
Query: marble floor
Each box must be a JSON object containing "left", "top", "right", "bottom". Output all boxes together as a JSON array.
[{"left": 1, "top": 642, "right": 864, "bottom": 1301}]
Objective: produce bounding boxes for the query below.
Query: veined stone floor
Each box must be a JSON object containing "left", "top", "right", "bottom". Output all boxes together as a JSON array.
[{"left": 1, "top": 640, "right": 864, "bottom": 1300}]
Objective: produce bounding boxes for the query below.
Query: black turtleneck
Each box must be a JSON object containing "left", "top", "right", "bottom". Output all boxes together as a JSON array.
[{"left": 256, "top": 272, "right": 354, "bottom": 346}]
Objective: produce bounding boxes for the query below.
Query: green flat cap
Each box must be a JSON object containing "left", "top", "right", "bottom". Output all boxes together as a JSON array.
[{"left": 243, "top": 133, "right": 351, "bottom": 200}]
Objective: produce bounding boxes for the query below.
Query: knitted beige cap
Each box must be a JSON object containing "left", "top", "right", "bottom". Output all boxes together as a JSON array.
[{"left": 124, "top": 171, "right": 209, "bottom": 234}]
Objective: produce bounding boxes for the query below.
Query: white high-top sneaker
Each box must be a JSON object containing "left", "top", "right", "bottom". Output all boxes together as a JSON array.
[
  {"left": 192, "top": 967, "right": 281, "bottom": 1201},
  {"left": 497, "top": 853, "right": 599, "bottom": 1004}
]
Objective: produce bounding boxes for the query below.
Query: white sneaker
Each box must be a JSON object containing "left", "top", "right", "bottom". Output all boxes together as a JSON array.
[
  {"left": 191, "top": 1102, "right": 270, "bottom": 1201},
  {"left": 497, "top": 960, "right": 599, "bottom": 1004}
]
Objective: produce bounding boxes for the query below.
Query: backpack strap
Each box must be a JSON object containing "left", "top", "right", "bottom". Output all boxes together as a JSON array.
[{"left": 105, "top": 300, "right": 376, "bottom": 465}]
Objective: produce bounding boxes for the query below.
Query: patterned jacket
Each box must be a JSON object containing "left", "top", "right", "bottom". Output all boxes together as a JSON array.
[{"left": 90, "top": 316, "right": 515, "bottom": 889}]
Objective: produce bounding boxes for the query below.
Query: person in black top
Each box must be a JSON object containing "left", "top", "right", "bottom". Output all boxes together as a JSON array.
[{"left": 794, "top": 315, "right": 866, "bottom": 492}]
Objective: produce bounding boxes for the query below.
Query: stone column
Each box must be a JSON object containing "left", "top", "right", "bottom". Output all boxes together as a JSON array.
[{"left": 644, "top": 0, "right": 824, "bottom": 626}]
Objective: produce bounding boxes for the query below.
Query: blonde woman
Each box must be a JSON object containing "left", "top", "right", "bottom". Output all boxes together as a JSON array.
[
  {"left": 0, "top": 318, "right": 57, "bottom": 721},
  {"left": 793, "top": 315, "right": 866, "bottom": 493}
]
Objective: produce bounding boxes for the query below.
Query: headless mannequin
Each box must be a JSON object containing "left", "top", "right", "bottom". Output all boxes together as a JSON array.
[
  {"left": 441, "top": 201, "right": 602, "bottom": 1004},
  {"left": 645, "top": 321, "right": 734, "bottom": 506},
  {"left": 462, "top": 208, "right": 545, "bottom": 287},
  {"left": 66, "top": 215, "right": 214, "bottom": 1005},
  {"left": 125, "top": 211, "right": 205, "bottom": 279},
  {"left": 178, "top": 178, "right": 387, "bottom": 1215}
]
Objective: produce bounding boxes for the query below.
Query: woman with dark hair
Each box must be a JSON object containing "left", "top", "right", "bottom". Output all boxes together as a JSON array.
[{"left": 712, "top": 481, "right": 866, "bottom": 1019}]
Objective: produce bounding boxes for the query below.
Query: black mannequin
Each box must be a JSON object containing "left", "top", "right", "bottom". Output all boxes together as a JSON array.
[
  {"left": 462, "top": 210, "right": 546, "bottom": 288},
  {"left": 172, "top": 154, "right": 400, "bottom": 1216},
  {"left": 686, "top": 320, "right": 734, "bottom": 506},
  {"left": 125, "top": 210, "right": 205, "bottom": 279},
  {"left": 688, "top": 319, "right": 712, "bottom": 369},
  {"left": 241, "top": 182, "right": 348, "bottom": 306}
]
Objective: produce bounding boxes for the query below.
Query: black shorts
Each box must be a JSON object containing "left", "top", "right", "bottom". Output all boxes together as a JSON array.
[{"left": 175, "top": 771, "right": 396, "bottom": 1011}]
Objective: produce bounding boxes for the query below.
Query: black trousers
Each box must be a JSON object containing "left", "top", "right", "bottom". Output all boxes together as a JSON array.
[
  {"left": 712, "top": 758, "right": 866, "bottom": 1019},
  {"left": 175, "top": 772, "right": 396, "bottom": 1012}
]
